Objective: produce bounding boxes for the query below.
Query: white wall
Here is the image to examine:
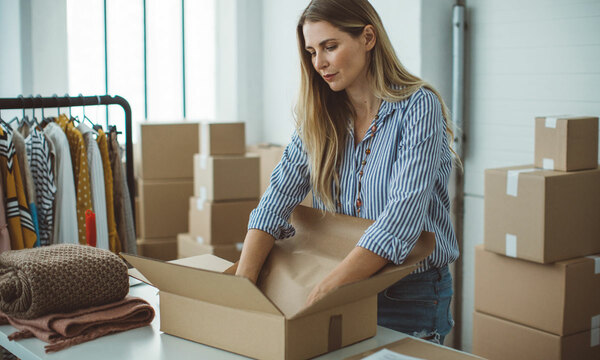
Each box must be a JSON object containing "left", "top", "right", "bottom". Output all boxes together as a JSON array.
[
  {"left": 461, "top": 0, "right": 600, "bottom": 352},
  {"left": 0, "top": 0, "right": 23, "bottom": 98}
]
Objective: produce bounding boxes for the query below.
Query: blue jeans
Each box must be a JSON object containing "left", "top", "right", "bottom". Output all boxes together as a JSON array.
[{"left": 377, "top": 265, "right": 454, "bottom": 345}]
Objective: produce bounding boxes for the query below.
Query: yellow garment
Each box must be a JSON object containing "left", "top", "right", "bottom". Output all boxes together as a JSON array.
[
  {"left": 96, "top": 129, "right": 121, "bottom": 254},
  {"left": 56, "top": 115, "right": 92, "bottom": 245},
  {"left": 0, "top": 124, "right": 37, "bottom": 249}
]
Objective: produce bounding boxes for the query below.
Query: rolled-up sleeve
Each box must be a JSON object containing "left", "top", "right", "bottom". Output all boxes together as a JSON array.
[
  {"left": 356, "top": 90, "right": 444, "bottom": 264},
  {"left": 247, "top": 132, "right": 311, "bottom": 239}
]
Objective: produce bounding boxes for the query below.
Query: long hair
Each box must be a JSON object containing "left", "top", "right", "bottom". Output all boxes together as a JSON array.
[{"left": 295, "top": 0, "right": 456, "bottom": 212}]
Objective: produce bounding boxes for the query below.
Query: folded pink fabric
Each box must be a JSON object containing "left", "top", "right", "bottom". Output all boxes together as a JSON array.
[{"left": 0, "top": 296, "right": 154, "bottom": 353}]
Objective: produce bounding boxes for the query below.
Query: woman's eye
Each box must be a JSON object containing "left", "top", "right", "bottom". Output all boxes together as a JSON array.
[{"left": 326, "top": 45, "right": 337, "bottom": 51}]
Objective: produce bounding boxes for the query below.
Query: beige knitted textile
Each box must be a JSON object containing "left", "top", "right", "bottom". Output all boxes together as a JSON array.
[{"left": 0, "top": 244, "right": 128, "bottom": 319}]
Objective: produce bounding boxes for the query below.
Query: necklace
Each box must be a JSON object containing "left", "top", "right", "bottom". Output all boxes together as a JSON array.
[{"left": 337, "top": 106, "right": 381, "bottom": 216}]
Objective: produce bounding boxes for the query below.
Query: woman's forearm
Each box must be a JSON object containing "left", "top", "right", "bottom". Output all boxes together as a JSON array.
[{"left": 235, "top": 229, "right": 276, "bottom": 284}]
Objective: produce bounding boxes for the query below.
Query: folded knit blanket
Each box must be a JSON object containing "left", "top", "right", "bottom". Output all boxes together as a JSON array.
[
  {"left": 0, "top": 296, "right": 155, "bottom": 353},
  {"left": 0, "top": 244, "right": 129, "bottom": 319}
]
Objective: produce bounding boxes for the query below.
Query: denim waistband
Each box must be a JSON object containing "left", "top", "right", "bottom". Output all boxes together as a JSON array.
[{"left": 403, "top": 265, "right": 449, "bottom": 282}]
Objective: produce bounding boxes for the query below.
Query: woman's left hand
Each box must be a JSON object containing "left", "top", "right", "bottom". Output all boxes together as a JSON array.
[{"left": 303, "top": 247, "right": 390, "bottom": 308}]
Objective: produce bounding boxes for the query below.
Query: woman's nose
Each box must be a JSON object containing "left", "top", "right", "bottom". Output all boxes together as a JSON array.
[{"left": 314, "top": 53, "right": 328, "bottom": 70}]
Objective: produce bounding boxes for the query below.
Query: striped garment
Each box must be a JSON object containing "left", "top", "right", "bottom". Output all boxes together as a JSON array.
[
  {"left": 248, "top": 88, "right": 459, "bottom": 272},
  {"left": 0, "top": 122, "right": 37, "bottom": 249},
  {"left": 25, "top": 128, "right": 57, "bottom": 246}
]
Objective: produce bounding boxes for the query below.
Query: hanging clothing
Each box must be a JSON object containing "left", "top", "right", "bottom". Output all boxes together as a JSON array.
[
  {"left": 43, "top": 131, "right": 58, "bottom": 180},
  {"left": 56, "top": 115, "right": 92, "bottom": 245},
  {"left": 43, "top": 122, "right": 78, "bottom": 244},
  {"left": 78, "top": 123, "right": 109, "bottom": 250},
  {"left": 85, "top": 209, "right": 97, "bottom": 247},
  {"left": 26, "top": 128, "right": 57, "bottom": 246},
  {"left": 109, "top": 132, "right": 136, "bottom": 254},
  {"left": 0, "top": 123, "right": 37, "bottom": 249},
  {"left": 96, "top": 128, "right": 120, "bottom": 254},
  {"left": 0, "top": 175, "right": 11, "bottom": 252},
  {"left": 11, "top": 129, "right": 37, "bottom": 206}
]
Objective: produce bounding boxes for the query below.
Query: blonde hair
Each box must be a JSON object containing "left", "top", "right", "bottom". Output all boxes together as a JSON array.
[{"left": 295, "top": 0, "right": 456, "bottom": 212}]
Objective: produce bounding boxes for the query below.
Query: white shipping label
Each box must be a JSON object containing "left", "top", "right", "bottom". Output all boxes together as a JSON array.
[
  {"left": 592, "top": 314, "right": 600, "bottom": 329},
  {"left": 199, "top": 155, "right": 208, "bottom": 170},
  {"left": 545, "top": 117, "right": 558, "bottom": 128},
  {"left": 506, "top": 168, "right": 537, "bottom": 197},
  {"left": 592, "top": 328, "right": 600, "bottom": 347},
  {"left": 196, "top": 237, "right": 204, "bottom": 244},
  {"left": 196, "top": 198, "right": 204, "bottom": 211},
  {"left": 542, "top": 158, "right": 555, "bottom": 170},
  {"left": 363, "top": 349, "right": 424, "bottom": 360},
  {"left": 505, "top": 234, "right": 517, "bottom": 258},
  {"left": 587, "top": 256, "right": 600, "bottom": 274}
]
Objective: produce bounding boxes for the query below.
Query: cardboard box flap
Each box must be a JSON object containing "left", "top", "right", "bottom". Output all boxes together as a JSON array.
[
  {"left": 255, "top": 206, "right": 435, "bottom": 318},
  {"left": 291, "top": 231, "right": 435, "bottom": 319},
  {"left": 122, "top": 253, "right": 282, "bottom": 316}
]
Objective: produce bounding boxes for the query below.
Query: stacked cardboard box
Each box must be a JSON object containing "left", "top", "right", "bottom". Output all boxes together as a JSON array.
[
  {"left": 178, "top": 123, "right": 259, "bottom": 262},
  {"left": 473, "top": 115, "right": 600, "bottom": 359},
  {"left": 135, "top": 122, "right": 199, "bottom": 260},
  {"left": 247, "top": 143, "right": 313, "bottom": 207}
]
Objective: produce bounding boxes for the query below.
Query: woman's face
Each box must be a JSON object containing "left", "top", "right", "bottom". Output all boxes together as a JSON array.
[{"left": 302, "top": 21, "right": 373, "bottom": 93}]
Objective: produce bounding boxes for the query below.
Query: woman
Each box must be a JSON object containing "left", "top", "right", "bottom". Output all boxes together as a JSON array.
[{"left": 236, "top": 0, "right": 459, "bottom": 344}]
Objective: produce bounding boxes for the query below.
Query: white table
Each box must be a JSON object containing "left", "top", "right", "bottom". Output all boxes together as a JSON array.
[{"left": 0, "top": 280, "right": 410, "bottom": 360}]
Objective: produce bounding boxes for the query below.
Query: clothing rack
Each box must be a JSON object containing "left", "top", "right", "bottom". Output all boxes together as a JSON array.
[{"left": 0, "top": 95, "right": 135, "bottom": 223}]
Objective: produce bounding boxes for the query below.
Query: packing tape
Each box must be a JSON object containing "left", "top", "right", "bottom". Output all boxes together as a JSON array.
[
  {"left": 505, "top": 234, "right": 517, "bottom": 258},
  {"left": 587, "top": 256, "right": 600, "bottom": 274},
  {"left": 196, "top": 198, "right": 204, "bottom": 211},
  {"left": 196, "top": 236, "right": 204, "bottom": 244},
  {"left": 545, "top": 117, "right": 557, "bottom": 128},
  {"left": 506, "top": 168, "right": 537, "bottom": 197},
  {"left": 201, "top": 123, "right": 209, "bottom": 155},
  {"left": 542, "top": 158, "right": 555, "bottom": 170},
  {"left": 199, "top": 155, "right": 207, "bottom": 170},
  {"left": 592, "top": 314, "right": 600, "bottom": 329},
  {"left": 235, "top": 242, "right": 244, "bottom": 251},
  {"left": 592, "top": 328, "right": 600, "bottom": 347},
  {"left": 199, "top": 186, "right": 207, "bottom": 202}
]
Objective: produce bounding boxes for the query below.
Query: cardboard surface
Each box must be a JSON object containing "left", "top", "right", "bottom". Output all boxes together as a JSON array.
[
  {"left": 247, "top": 143, "right": 285, "bottom": 195},
  {"left": 200, "top": 122, "right": 245, "bottom": 156},
  {"left": 193, "top": 154, "right": 260, "bottom": 201},
  {"left": 534, "top": 116, "right": 598, "bottom": 171},
  {"left": 475, "top": 245, "right": 600, "bottom": 335},
  {"left": 473, "top": 311, "right": 600, "bottom": 360},
  {"left": 123, "top": 206, "right": 435, "bottom": 360},
  {"left": 137, "top": 122, "right": 200, "bottom": 180},
  {"left": 484, "top": 165, "right": 600, "bottom": 263},
  {"left": 177, "top": 233, "right": 243, "bottom": 262},
  {"left": 138, "top": 178, "right": 194, "bottom": 238},
  {"left": 136, "top": 238, "right": 177, "bottom": 261},
  {"left": 345, "top": 337, "right": 483, "bottom": 359},
  {"left": 188, "top": 198, "right": 257, "bottom": 245}
]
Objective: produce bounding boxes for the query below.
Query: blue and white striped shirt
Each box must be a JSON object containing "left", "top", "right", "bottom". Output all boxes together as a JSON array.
[{"left": 248, "top": 88, "right": 459, "bottom": 272}]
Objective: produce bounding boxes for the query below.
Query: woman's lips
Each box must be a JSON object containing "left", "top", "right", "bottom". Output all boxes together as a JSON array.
[{"left": 323, "top": 73, "right": 337, "bottom": 82}]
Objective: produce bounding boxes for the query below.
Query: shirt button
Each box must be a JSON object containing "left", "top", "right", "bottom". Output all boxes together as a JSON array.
[
  {"left": 365, "top": 148, "right": 371, "bottom": 155},
  {"left": 356, "top": 199, "right": 362, "bottom": 208},
  {"left": 361, "top": 160, "right": 367, "bottom": 165},
  {"left": 371, "top": 124, "right": 377, "bottom": 132}
]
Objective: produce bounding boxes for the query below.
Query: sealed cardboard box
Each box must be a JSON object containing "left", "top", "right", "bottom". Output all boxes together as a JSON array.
[
  {"left": 472, "top": 311, "right": 600, "bottom": 360},
  {"left": 137, "top": 122, "right": 200, "bottom": 180},
  {"left": 345, "top": 337, "right": 483, "bottom": 360},
  {"left": 188, "top": 197, "right": 257, "bottom": 245},
  {"left": 193, "top": 154, "right": 260, "bottom": 201},
  {"left": 475, "top": 245, "right": 600, "bottom": 335},
  {"left": 137, "top": 238, "right": 177, "bottom": 261},
  {"left": 177, "top": 233, "right": 242, "bottom": 262},
  {"left": 124, "top": 206, "right": 435, "bottom": 360},
  {"left": 200, "top": 122, "right": 245, "bottom": 156},
  {"left": 484, "top": 165, "right": 600, "bottom": 263},
  {"left": 247, "top": 143, "right": 285, "bottom": 195},
  {"left": 138, "top": 178, "right": 194, "bottom": 238},
  {"left": 534, "top": 116, "right": 598, "bottom": 171}
]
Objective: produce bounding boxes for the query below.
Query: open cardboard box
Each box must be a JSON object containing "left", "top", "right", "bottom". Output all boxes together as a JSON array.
[{"left": 123, "top": 206, "right": 434, "bottom": 360}]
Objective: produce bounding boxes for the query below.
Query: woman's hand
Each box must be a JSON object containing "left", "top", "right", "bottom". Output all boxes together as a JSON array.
[{"left": 304, "top": 246, "right": 389, "bottom": 307}]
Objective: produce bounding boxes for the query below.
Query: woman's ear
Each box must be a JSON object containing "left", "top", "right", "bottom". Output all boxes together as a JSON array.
[{"left": 363, "top": 24, "right": 376, "bottom": 51}]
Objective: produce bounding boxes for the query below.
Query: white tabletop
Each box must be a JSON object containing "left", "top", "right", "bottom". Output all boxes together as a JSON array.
[{"left": 0, "top": 280, "right": 409, "bottom": 360}]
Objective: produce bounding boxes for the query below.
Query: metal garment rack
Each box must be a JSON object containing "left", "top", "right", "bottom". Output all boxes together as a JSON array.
[{"left": 0, "top": 95, "right": 135, "bottom": 224}]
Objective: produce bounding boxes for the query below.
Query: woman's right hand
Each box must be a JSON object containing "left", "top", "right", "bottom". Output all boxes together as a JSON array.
[{"left": 235, "top": 229, "right": 276, "bottom": 284}]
